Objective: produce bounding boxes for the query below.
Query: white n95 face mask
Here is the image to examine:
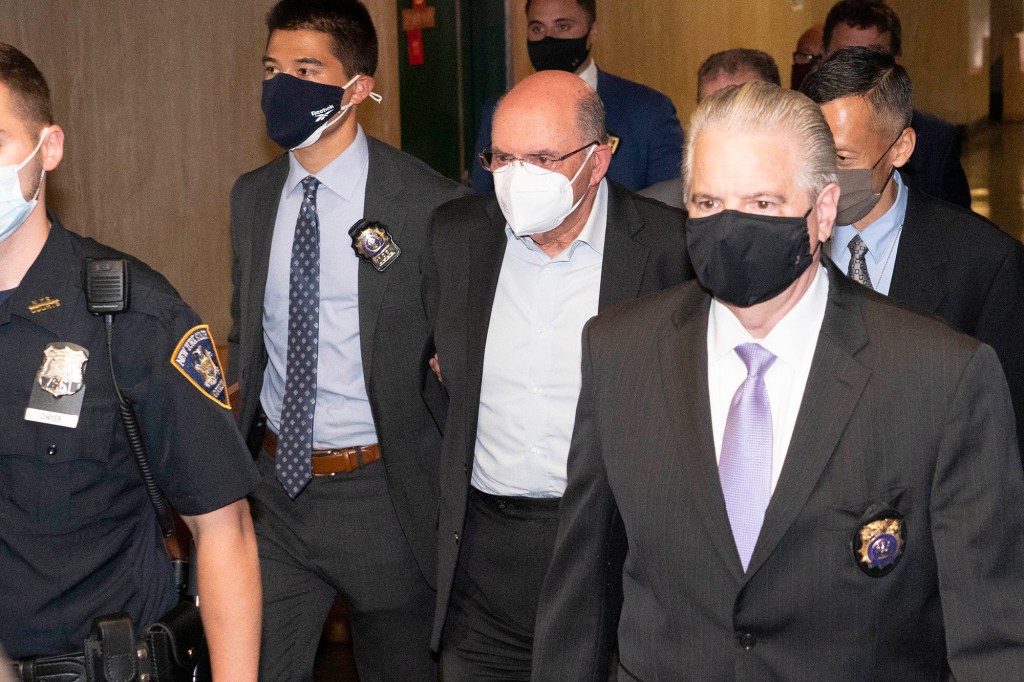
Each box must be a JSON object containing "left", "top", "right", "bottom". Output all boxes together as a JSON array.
[
  {"left": 0, "top": 128, "right": 48, "bottom": 243},
  {"left": 494, "top": 145, "right": 595, "bottom": 237}
]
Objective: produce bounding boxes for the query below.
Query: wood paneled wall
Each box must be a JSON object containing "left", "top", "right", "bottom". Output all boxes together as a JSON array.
[
  {"left": 511, "top": 0, "right": 990, "bottom": 129},
  {"left": 0, "top": 0, "right": 401, "bottom": 341}
]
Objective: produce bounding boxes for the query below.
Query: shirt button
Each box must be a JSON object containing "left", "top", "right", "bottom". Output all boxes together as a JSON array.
[
  {"left": 532, "top": 386, "right": 541, "bottom": 394},
  {"left": 737, "top": 632, "right": 757, "bottom": 650},
  {"left": 530, "top": 447, "right": 539, "bottom": 455}
]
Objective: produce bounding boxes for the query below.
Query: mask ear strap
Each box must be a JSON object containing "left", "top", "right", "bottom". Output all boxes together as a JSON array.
[
  {"left": 342, "top": 75, "right": 384, "bottom": 104},
  {"left": 16, "top": 127, "right": 49, "bottom": 172}
]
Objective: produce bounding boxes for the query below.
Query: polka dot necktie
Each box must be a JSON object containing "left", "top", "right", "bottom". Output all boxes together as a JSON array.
[
  {"left": 718, "top": 343, "right": 776, "bottom": 572},
  {"left": 847, "top": 234, "right": 874, "bottom": 290},
  {"left": 276, "top": 175, "right": 321, "bottom": 499}
]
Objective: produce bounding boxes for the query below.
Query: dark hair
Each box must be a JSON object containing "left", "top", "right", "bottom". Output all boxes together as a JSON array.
[
  {"left": 0, "top": 43, "right": 52, "bottom": 131},
  {"left": 525, "top": 0, "right": 597, "bottom": 24},
  {"left": 697, "top": 49, "right": 781, "bottom": 94},
  {"left": 801, "top": 46, "right": 912, "bottom": 136},
  {"left": 823, "top": 0, "right": 902, "bottom": 57},
  {"left": 266, "top": 0, "right": 378, "bottom": 77}
]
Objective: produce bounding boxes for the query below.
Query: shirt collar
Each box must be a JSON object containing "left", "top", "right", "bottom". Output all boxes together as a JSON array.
[
  {"left": 577, "top": 59, "right": 599, "bottom": 91},
  {"left": 504, "top": 179, "right": 608, "bottom": 262},
  {"left": 284, "top": 124, "right": 369, "bottom": 202},
  {"left": 833, "top": 170, "right": 908, "bottom": 258},
  {"left": 2, "top": 216, "right": 86, "bottom": 340},
  {"left": 708, "top": 262, "right": 830, "bottom": 369}
]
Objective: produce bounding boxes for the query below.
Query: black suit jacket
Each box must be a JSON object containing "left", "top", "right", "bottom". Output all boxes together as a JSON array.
[
  {"left": 902, "top": 109, "right": 972, "bottom": 209},
  {"left": 422, "top": 182, "right": 694, "bottom": 649},
  {"left": 227, "top": 137, "right": 468, "bottom": 585},
  {"left": 887, "top": 185, "right": 1024, "bottom": 457},
  {"left": 532, "top": 264, "right": 1024, "bottom": 681}
]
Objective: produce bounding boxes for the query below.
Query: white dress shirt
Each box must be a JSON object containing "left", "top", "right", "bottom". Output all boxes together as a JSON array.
[
  {"left": 261, "top": 125, "right": 378, "bottom": 448},
  {"left": 472, "top": 180, "right": 608, "bottom": 497},
  {"left": 707, "top": 264, "right": 829, "bottom": 492},
  {"left": 577, "top": 59, "right": 599, "bottom": 91}
]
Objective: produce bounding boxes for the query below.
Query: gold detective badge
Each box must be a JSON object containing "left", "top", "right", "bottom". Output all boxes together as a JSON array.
[
  {"left": 349, "top": 219, "right": 401, "bottom": 272},
  {"left": 853, "top": 510, "right": 905, "bottom": 577}
]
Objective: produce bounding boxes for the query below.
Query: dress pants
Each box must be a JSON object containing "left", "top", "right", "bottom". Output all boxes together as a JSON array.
[
  {"left": 250, "top": 450, "right": 436, "bottom": 682},
  {"left": 442, "top": 488, "right": 560, "bottom": 681}
]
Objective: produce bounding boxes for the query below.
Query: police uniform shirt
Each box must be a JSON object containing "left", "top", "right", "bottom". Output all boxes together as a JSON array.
[{"left": 0, "top": 219, "right": 260, "bottom": 659}]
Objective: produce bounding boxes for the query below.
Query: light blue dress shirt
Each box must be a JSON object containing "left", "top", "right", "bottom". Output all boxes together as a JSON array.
[
  {"left": 832, "top": 170, "right": 908, "bottom": 295},
  {"left": 261, "top": 126, "right": 378, "bottom": 448},
  {"left": 472, "top": 180, "right": 608, "bottom": 498}
]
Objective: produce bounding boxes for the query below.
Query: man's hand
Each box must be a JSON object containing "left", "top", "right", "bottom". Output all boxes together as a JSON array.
[
  {"left": 430, "top": 353, "right": 443, "bottom": 384},
  {"left": 182, "top": 499, "right": 261, "bottom": 681}
]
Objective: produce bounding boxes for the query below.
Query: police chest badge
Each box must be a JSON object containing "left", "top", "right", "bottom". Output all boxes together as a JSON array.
[
  {"left": 170, "top": 324, "right": 230, "bottom": 409},
  {"left": 852, "top": 507, "right": 906, "bottom": 577},
  {"left": 349, "top": 219, "right": 401, "bottom": 272},
  {"left": 24, "top": 342, "right": 89, "bottom": 428}
]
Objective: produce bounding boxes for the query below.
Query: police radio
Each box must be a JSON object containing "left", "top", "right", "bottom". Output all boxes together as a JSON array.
[
  {"left": 83, "top": 258, "right": 188, "bottom": 581},
  {"left": 84, "top": 258, "right": 129, "bottom": 314}
]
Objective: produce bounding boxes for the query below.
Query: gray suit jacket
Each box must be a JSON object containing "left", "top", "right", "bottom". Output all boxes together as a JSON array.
[
  {"left": 422, "top": 182, "right": 694, "bottom": 649},
  {"left": 532, "top": 262, "right": 1024, "bottom": 681},
  {"left": 227, "top": 137, "right": 468, "bottom": 585}
]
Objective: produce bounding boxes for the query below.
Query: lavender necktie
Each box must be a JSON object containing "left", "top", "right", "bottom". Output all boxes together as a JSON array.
[
  {"left": 276, "top": 176, "right": 321, "bottom": 499},
  {"left": 719, "top": 342, "right": 777, "bottom": 571}
]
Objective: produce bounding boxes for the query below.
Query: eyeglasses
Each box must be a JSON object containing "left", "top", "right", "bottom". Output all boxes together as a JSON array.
[
  {"left": 479, "top": 141, "right": 598, "bottom": 175},
  {"left": 793, "top": 51, "right": 822, "bottom": 66}
]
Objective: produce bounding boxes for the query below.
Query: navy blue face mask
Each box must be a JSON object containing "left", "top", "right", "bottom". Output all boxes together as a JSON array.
[{"left": 261, "top": 73, "right": 357, "bottom": 150}]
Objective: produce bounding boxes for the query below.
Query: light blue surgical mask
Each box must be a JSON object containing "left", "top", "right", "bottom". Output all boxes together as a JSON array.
[{"left": 0, "top": 128, "right": 48, "bottom": 242}]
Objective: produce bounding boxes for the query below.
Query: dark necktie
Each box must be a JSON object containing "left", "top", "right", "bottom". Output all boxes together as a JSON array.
[
  {"left": 847, "top": 234, "right": 874, "bottom": 290},
  {"left": 719, "top": 342, "right": 777, "bottom": 571},
  {"left": 276, "top": 175, "right": 321, "bottom": 499}
]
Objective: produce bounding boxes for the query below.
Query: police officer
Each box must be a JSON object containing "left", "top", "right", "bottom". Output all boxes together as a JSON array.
[{"left": 0, "top": 44, "right": 262, "bottom": 679}]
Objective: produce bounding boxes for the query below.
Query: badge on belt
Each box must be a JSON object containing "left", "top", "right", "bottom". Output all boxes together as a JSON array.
[
  {"left": 852, "top": 505, "right": 906, "bottom": 577},
  {"left": 24, "top": 342, "right": 89, "bottom": 428},
  {"left": 349, "top": 219, "right": 401, "bottom": 272}
]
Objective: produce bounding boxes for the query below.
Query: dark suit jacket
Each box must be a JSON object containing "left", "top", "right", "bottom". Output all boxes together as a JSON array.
[
  {"left": 422, "top": 182, "right": 694, "bottom": 649},
  {"left": 532, "top": 264, "right": 1024, "bottom": 681},
  {"left": 470, "top": 69, "right": 684, "bottom": 193},
  {"left": 227, "top": 137, "right": 468, "bottom": 585},
  {"left": 887, "top": 185, "right": 1024, "bottom": 457},
  {"left": 902, "top": 109, "right": 972, "bottom": 209}
]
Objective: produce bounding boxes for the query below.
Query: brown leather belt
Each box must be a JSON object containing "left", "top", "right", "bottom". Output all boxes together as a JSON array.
[{"left": 262, "top": 430, "right": 381, "bottom": 476}]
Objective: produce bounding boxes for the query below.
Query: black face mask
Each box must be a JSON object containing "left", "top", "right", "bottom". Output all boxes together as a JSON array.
[
  {"left": 261, "top": 73, "right": 349, "bottom": 150},
  {"left": 686, "top": 209, "right": 816, "bottom": 308},
  {"left": 527, "top": 33, "right": 591, "bottom": 73},
  {"left": 791, "top": 62, "right": 815, "bottom": 91}
]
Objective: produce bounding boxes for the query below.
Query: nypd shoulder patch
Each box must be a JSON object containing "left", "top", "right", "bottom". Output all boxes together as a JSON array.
[{"left": 170, "top": 324, "right": 230, "bottom": 409}]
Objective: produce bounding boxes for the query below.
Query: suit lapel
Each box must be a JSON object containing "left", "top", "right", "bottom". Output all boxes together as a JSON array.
[
  {"left": 359, "top": 138, "right": 408, "bottom": 383},
  {"left": 247, "top": 156, "right": 289, "bottom": 367},
  {"left": 888, "top": 187, "right": 948, "bottom": 314},
  {"left": 598, "top": 183, "right": 650, "bottom": 310},
  {"left": 659, "top": 288, "right": 747, "bottom": 582},
  {"left": 463, "top": 200, "right": 509, "bottom": 467},
  {"left": 745, "top": 265, "right": 871, "bottom": 578}
]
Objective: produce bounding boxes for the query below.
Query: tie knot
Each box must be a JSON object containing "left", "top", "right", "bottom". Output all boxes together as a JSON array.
[
  {"left": 301, "top": 175, "right": 320, "bottom": 198},
  {"left": 735, "top": 342, "right": 776, "bottom": 378},
  {"left": 848, "top": 234, "right": 869, "bottom": 258}
]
